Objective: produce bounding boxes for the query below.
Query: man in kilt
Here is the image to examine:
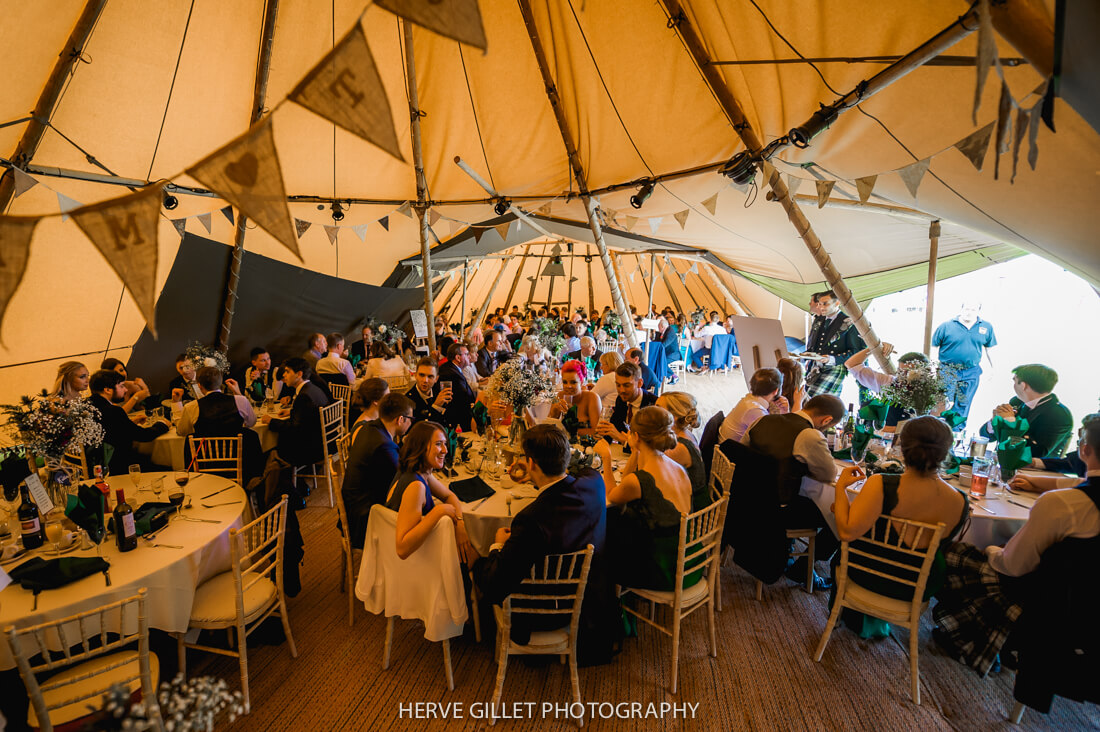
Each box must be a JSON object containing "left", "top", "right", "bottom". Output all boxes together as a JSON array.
[{"left": 804, "top": 290, "right": 865, "bottom": 398}]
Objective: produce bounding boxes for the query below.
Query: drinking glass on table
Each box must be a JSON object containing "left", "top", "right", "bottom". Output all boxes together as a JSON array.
[
  {"left": 152, "top": 475, "right": 165, "bottom": 500},
  {"left": 850, "top": 442, "right": 868, "bottom": 468},
  {"left": 129, "top": 464, "right": 142, "bottom": 492},
  {"left": 970, "top": 457, "right": 992, "bottom": 498},
  {"left": 174, "top": 470, "right": 190, "bottom": 492},
  {"left": 45, "top": 518, "right": 64, "bottom": 555}
]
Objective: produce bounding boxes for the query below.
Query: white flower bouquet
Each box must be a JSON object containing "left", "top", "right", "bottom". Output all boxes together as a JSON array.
[
  {"left": 185, "top": 341, "right": 230, "bottom": 374},
  {"left": 488, "top": 359, "right": 556, "bottom": 415},
  {"left": 2, "top": 393, "right": 105, "bottom": 461}
]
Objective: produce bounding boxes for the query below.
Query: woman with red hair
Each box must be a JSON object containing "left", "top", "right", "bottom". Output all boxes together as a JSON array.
[{"left": 526, "top": 359, "right": 601, "bottom": 438}]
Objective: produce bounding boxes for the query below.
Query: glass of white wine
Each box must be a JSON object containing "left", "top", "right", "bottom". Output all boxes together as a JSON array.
[
  {"left": 128, "top": 464, "right": 142, "bottom": 493},
  {"left": 45, "top": 518, "right": 64, "bottom": 555}
]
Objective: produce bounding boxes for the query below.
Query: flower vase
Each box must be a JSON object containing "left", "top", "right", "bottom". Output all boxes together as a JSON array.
[
  {"left": 509, "top": 416, "right": 527, "bottom": 448},
  {"left": 43, "top": 458, "right": 77, "bottom": 513}
]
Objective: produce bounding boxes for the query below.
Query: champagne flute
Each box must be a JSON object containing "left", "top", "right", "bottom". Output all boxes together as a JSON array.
[
  {"left": 45, "top": 519, "right": 64, "bottom": 555},
  {"left": 152, "top": 476, "right": 165, "bottom": 500},
  {"left": 128, "top": 464, "right": 142, "bottom": 493}
]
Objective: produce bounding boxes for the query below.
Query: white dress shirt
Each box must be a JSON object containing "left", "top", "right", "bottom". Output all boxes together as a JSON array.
[
  {"left": 721, "top": 394, "right": 770, "bottom": 443},
  {"left": 316, "top": 352, "right": 356, "bottom": 384},
  {"left": 986, "top": 471, "right": 1100, "bottom": 577},
  {"left": 176, "top": 390, "right": 257, "bottom": 437},
  {"left": 699, "top": 323, "right": 726, "bottom": 349}
]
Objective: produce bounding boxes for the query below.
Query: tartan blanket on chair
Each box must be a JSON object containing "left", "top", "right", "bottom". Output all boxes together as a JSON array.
[
  {"left": 931, "top": 542, "right": 1023, "bottom": 676},
  {"left": 805, "top": 363, "right": 847, "bottom": 397}
]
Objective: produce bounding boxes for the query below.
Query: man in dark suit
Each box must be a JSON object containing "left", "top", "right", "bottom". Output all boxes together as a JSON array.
[
  {"left": 348, "top": 324, "right": 373, "bottom": 366},
  {"left": 438, "top": 343, "right": 477, "bottom": 431},
  {"left": 564, "top": 336, "right": 605, "bottom": 379},
  {"left": 980, "top": 363, "right": 1074, "bottom": 457},
  {"left": 261, "top": 358, "right": 331, "bottom": 468},
  {"left": 473, "top": 424, "right": 608, "bottom": 646},
  {"left": 475, "top": 330, "right": 505, "bottom": 379},
  {"left": 625, "top": 348, "right": 659, "bottom": 394},
  {"left": 596, "top": 362, "right": 658, "bottom": 443},
  {"left": 804, "top": 290, "right": 865, "bottom": 398},
  {"left": 405, "top": 356, "right": 454, "bottom": 427},
  {"left": 343, "top": 392, "right": 414, "bottom": 548},
  {"left": 88, "top": 369, "right": 171, "bottom": 475}
]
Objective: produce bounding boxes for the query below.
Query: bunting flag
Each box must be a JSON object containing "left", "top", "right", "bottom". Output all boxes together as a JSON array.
[
  {"left": 647, "top": 217, "right": 662, "bottom": 235},
  {"left": 494, "top": 221, "right": 510, "bottom": 241},
  {"left": 897, "top": 158, "right": 930, "bottom": 198},
  {"left": 855, "top": 175, "right": 877, "bottom": 204},
  {"left": 954, "top": 122, "right": 996, "bottom": 171},
  {"left": 187, "top": 118, "right": 300, "bottom": 258},
  {"left": 1011, "top": 106, "right": 1030, "bottom": 183},
  {"left": 220, "top": 206, "right": 234, "bottom": 225},
  {"left": 0, "top": 216, "right": 39, "bottom": 341},
  {"left": 993, "top": 80, "right": 1013, "bottom": 180},
  {"left": 627, "top": 270, "right": 635, "bottom": 283},
  {"left": 295, "top": 218, "right": 312, "bottom": 238},
  {"left": 56, "top": 192, "right": 82, "bottom": 222},
  {"left": 1026, "top": 97, "right": 1043, "bottom": 170},
  {"left": 688, "top": 262, "right": 699, "bottom": 275},
  {"left": 623, "top": 215, "right": 637, "bottom": 231},
  {"left": 536, "top": 203, "right": 551, "bottom": 216},
  {"left": 677, "top": 269, "right": 687, "bottom": 285},
  {"left": 428, "top": 209, "right": 441, "bottom": 226},
  {"left": 171, "top": 219, "right": 186, "bottom": 238},
  {"left": 701, "top": 192, "right": 718, "bottom": 215},
  {"left": 396, "top": 201, "right": 413, "bottom": 218},
  {"left": 674, "top": 209, "right": 690, "bottom": 229},
  {"left": 973, "top": 0, "right": 996, "bottom": 124},
  {"left": 815, "top": 179, "right": 835, "bottom": 208},
  {"left": 378, "top": 215, "right": 390, "bottom": 231},
  {"left": 288, "top": 24, "right": 403, "bottom": 162},
  {"left": 352, "top": 223, "right": 368, "bottom": 241},
  {"left": 786, "top": 174, "right": 803, "bottom": 198},
  {"left": 12, "top": 168, "right": 38, "bottom": 198},
  {"left": 324, "top": 225, "right": 339, "bottom": 245},
  {"left": 376, "top": 0, "right": 487, "bottom": 51},
  {"left": 197, "top": 212, "right": 212, "bottom": 234},
  {"left": 473, "top": 228, "right": 485, "bottom": 243},
  {"left": 71, "top": 183, "right": 164, "bottom": 337}
]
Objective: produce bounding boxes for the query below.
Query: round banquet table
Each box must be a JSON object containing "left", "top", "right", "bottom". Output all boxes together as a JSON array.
[
  {"left": 142, "top": 422, "right": 275, "bottom": 470},
  {"left": 456, "top": 435, "right": 627, "bottom": 556},
  {"left": 0, "top": 472, "right": 246, "bottom": 670}
]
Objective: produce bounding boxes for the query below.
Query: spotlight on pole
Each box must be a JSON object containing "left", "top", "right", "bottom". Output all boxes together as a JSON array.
[
  {"left": 494, "top": 198, "right": 510, "bottom": 216},
  {"left": 718, "top": 152, "right": 758, "bottom": 186},
  {"left": 629, "top": 180, "right": 655, "bottom": 209},
  {"left": 163, "top": 193, "right": 179, "bottom": 210},
  {"left": 330, "top": 201, "right": 345, "bottom": 222}
]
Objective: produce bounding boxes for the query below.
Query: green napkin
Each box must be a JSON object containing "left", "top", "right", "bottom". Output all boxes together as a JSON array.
[
  {"left": 859, "top": 400, "right": 890, "bottom": 429},
  {"left": 561, "top": 405, "right": 588, "bottom": 442},
  {"left": 940, "top": 409, "right": 966, "bottom": 431},
  {"left": 9, "top": 556, "right": 110, "bottom": 592},
  {"left": 831, "top": 447, "right": 851, "bottom": 460},
  {"left": 134, "top": 501, "right": 175, "bottom": 536},
  {"left": 989, "top": 415, "right": 1030, "bottom": 443},
  {"left": 997, "top": 437, "right": 1032, "bottom": 474},
  {"left": 472, "top": 401, "right": 490, "bottom": 433},
  {"left": 852, "top": 424, "right": 874, "bottom": 453},
  {"left": 65, "top": 483, "right": 106, "bottom": 544}
]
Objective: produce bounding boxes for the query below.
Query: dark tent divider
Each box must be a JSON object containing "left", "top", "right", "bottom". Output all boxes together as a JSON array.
[{"left": 129, "top": 233, "right": 425, "bottom": 393}]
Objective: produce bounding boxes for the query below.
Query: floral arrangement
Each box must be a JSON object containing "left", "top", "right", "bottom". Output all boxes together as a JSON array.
[
  {"left": 365, "top": 317, "right": 403, "bottom": 347},
  {"left": 689, "top": 307, "right": 707, "bottom": 329},
  {"left": 879, "top": 360, "right": 954, "bottom": 416},
  {"left": 96, "top": 674, "right": 244, "bottom": 731},
  {"left": 1, "top": 393, "right": 105, "bottom": 461},
  {"left": 530, "top": 317, "right": 566, "bottom": 357},
  {"left": 602, "top": 311, "right": 622, "bottom": 339},
  {"left": 186, "top": 341, "right": 230, "bottom": 374},
  {"left": 488, "top": 359, "right": 556, "bottom": 415}
]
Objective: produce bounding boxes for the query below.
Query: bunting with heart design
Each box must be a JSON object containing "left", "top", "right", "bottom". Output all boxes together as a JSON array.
[
  {"left": 71, "top": 183, "right": 164, "bottom": 337},
  {"left": 288, "top": 23, "right": 403, "bottom": 162},
  {"left": 0, "top": 216, "right": 39, "bottom": 342},
  {"left": 187, "top": 118, "right": 300, "bottom": 259},
  {"left": 375, "top": 0, "right": 487, "bottom": 51}
]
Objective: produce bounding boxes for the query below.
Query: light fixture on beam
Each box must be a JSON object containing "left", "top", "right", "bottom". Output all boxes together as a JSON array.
[
  {"left": 630, "top": 180, "right": 655, "bottom": 209},
  {"left": 494, "top": 198, "right": 510, "bottom": 216},
  {"left": 330, "top": 201, "right": 345, "bottom": 222}
]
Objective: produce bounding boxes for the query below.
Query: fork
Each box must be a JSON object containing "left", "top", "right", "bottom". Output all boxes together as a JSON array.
[{"left": 141, "top": 536, "right": 183, "bottom": 549}]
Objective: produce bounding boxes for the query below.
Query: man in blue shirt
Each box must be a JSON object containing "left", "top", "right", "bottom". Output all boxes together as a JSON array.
[{"left": 931, "top": 302, "right": 996, "bottom": 428}]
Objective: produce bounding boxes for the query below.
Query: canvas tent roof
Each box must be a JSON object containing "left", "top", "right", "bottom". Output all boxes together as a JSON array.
[{"left": 1, "top": 0, "right": 1098, "bottom": 401}]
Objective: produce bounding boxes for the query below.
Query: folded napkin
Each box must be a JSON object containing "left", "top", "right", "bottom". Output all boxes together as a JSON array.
[
  {"left": 471, "top": 401, "right": 490, "bottom": 434},
  {"left": 65, "top": 483, "right": 106, "bottom": 544},
  {"left": 449, "top": 476, "right": 495, "bottom": 503},
  {"left": 9, "top": 556, "right": 110, "bottom": 592},
  {"left": 852, "top": 423, "right": 874, "bottom": 453},
  {"left": 108, "top": 501, "right": 173, "bottom": 537},
  {"left": 2, "top": 543, "right": 27, "bottom": 561},
  {"left": 997, "top": 437, "right": 1032, "bottom": 475},
  {"left": 940, "top": 409, "right": 966, "bottom": 431},
  {"left": 989, "top": 415, "right": 1030, "bottom": 443},
  {"left": 859, "top": 400, "right": 890, "bottom": 429}
]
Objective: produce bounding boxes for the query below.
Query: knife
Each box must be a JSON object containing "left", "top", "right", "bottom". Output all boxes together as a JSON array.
[
  {"left": 201, "top": 485, "right": 234, "bottom": 500},
  {"left": 1006, "top": 499, "right": 1032, "bottom": 510},
  {"left": 103, "top": 567, "right": 112, "bottom": 586}
]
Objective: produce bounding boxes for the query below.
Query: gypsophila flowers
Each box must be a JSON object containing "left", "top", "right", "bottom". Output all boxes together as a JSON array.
[
  {"left": 489, "top": 359, "right": 556, "bottom": 414},
  {"left": 185, "top": 342, "right": 230, "bottom": 374},
  {"left": 1, "top": 393, "right": 105, "bottom": 460}
]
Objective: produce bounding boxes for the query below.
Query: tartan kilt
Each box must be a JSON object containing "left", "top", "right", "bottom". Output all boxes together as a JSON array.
[
  {"left": 805, "top": 364, "right": 847, "bottom": 397},
  {"left": 931, "top": 542, "right": 1023, "bottom": 676}
]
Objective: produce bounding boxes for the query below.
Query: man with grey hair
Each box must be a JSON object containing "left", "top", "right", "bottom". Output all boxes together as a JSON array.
[{"left": 565, "top": 336, "right": 605, "bottom": 379}]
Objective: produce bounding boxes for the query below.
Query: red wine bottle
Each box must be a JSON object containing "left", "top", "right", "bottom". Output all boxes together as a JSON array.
[
  {"left": 113, "top": 488, "right": 137, "bottom": 552},
  {"left": 19, "top": 483, "right": 45, "bottom": 550}
]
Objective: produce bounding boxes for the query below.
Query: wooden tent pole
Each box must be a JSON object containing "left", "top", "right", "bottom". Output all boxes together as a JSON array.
[
  {"left": 566, "top": 249, "right": 576, "bottom": 314},
  {"left": 503, "top": 244, "right": 533, "bottom": 312},
  {"left": 647, "top": 253, "right": 657, "bottom": 317},
  {"left": 656, "top": 258, "right": 685, "bottom": 316},
  {"left": 457, "top": 257, "right": 468, "bottom": 329},
  {"left": 693, "top": 266, "right": 722, "bottom": 313},
  {"left": 660, "top": 0, "right": 892, "bottom": 373},
  {"left": 672, "top": 259, "right": 702, "bottom": 310},
  {"left": 635, "top": 254, "right": 651, "bottom": 304},
  {"left": 923, "top": 220, "right": 942, "bottom": 356},
  {"left": 403, "top": 20, "right": 437, "bottom": 352},
  {"left": 470, "top": 259, "right": 509, "bottom": 337},
  {"left": 703, "top": 264, "right": 750, "bottom": 316},
  {"left": 586, "top": 247, "right": 595, "bottom": 316},
  {"left": 0, "top": 0, "right": 108, "bottom": 213},
  {"left": 217, "top": 0, "right": 280, "bottom": 353},
  {"left": 518, "top": 0, "right": 638, "bottom": 348}
]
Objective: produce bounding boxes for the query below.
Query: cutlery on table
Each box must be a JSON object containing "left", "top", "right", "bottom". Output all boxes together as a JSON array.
[
  {"left": 201, "top": 500, "right": 241, "bottom": 508},
  {"left": 200, "top": 485, "right": 234, "bottom": 500},
  {"left": 103, "top": 568, "right": 112, "bottom": 586},
  {"left": 471, "top": 495, "right": 492, "bottom": 510},
  {"left": 1006, "top": 499, "right": 1032, "bottom": 510},
  {"left": 971, "top": 501, "right": 997, "bottom": 515},
  {"left": 141, "top": 536, "right": 183, "bottom": 549}
]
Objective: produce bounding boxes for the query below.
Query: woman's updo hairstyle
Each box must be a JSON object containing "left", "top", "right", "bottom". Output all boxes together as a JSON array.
[
  {"left": 898, "top": 416, "right": 953, "bottom": 473},
  {"left": 632, "top": 406, "right": 678, "bottom": 451},
  {"left": 660, "top": 392, "right": 700, "bottom": 430}
]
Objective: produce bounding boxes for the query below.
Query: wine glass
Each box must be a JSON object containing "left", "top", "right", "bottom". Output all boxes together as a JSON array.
[
  {"left": 129, "top": 464, "right": 142, "bottom": 493},
  {"left": 169, "top": 491, "right": 186, "bottom": 521},
  {"left": 45, "top": 518, "right": 64, "bottom": 556},
  {"left": 174, "top": 470, "right": 190, "bottom": 492},
  {"left": 152, "top": 475, "right": 165, "bottom": 500},
  {"left": 850, "top": 442, "right": 868, "bottom": 468}
]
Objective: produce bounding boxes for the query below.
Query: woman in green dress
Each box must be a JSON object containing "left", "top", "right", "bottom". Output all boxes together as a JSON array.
[{"left": 657, "top": 392, "right": 709, "bottom": 511}]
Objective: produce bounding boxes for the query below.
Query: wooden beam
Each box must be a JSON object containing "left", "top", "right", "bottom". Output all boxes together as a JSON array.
[
  {"left": 218, "top": 0, "right": 280, "bottom": 353},
  {"left": 923, "top": 220, "right": 941, "bottom": 355},
  {"left": 646, "top": 253, "right": 656, "bottom": 317},
  {"left": 660, "top": 0, "right": 893, "bottom": 373},
  {"left": 586, "top": 246, "right": 595, "bottom": 316},
  {"left": 656, "top": 257, "right": 684, "bottom": 316},
  {"left": 471, "top": 259, "right": 509, "bottom": 336},
  {"left": 403, "top": 20, "right": 437, "bottom": 353},
  {"left": 503, "top": 244, "right": 533, "bottom": 313},
  {"left": 518, "top": 0, "right": 638, "bottom": 348},
  {"left": 988, "top": 0, "right": 1054, "bottom": 77},
  {"left": 703, "top": 264, "right": 750, "bottom": 316}
]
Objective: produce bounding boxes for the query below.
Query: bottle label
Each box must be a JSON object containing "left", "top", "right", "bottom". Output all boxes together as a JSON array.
[
  {"left": 121, "top": 513, "right": 136, "bottom": 538},
  {"left": 21, "top": 517, "right": 40, "bottom": 534}
]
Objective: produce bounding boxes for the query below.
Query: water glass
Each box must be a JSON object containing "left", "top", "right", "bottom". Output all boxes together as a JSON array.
[{"left": 970, "top": 457, "right": 992, "bottom": 498}]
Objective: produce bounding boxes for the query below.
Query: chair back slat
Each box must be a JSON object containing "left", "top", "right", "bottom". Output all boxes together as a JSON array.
[
  {"left": 320, "top": 401, "right": 345, "bottom": 448},
  {"left": 838, "top": 515, "right": 946, "bottom": 602},
  {"left": 382, "top": 374, "right": 412, "bottom": 392},
  {"left": 503, "top": 546, "right": 594, "bottom": 624},
  {"left": 61, "top": 445, "right": 89, "bottom": 481},
  {"left": 188, "top": 435, "right": 243, "bottom": 485},
  {"left": 673, "top": 496, "right": 729, "bottom": 598},
  {"left": 710, "top": 446, "right": 734, "bottom": 501}
]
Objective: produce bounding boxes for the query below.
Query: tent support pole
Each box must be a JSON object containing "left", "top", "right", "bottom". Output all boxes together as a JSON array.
[
  {"left": 460, "top": 258, "right": 468, "bottom": 329},
  {"left": 703, "top": 264, "right": 750, "bottom": 316},
  {"left": 403, "top": 20, "right": 437, "bottom": 353},
  {"left": 647, "top": 254, "right": 656, "bottom": 317},
  {"left": 660, "top": 0, "right": 892, "bottom": 373},
  {"left": 217, "top": 0, "right": 280, "bottom": 353},
  {"left": 923, "top": 220, "right": 942, "bottom": 356},
  {"left": 673, "top": 259, "right": 702, "bottom": 310},
  {"left": 503, "top": 244, "right": 533, "bottom": 313},
  {"left": 635, "top": 254, "right": 651, "bottom": 303},
  {"left": 0, "top": 0, "right": 109, "bottom": 213},
  {"left": 586, "top": 247, "right": 595, "bottom": 316},
  {"left": 470, "top": 259, "right": 509, "bottom": 336},
  {"left": 435, "top": 274, "right": 460, "bottom": 323},
  {"left": 656, "top": 258, "right": 684, "bottom": 316},
  {"left": 694, "top": 265, "right": 723, "bottom": 313},
  {"left": 518, "top": 0, "right": 638, "bottom": 349}
]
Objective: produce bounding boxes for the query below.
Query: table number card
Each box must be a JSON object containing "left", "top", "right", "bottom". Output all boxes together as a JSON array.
[{"left": 25, "top": 473, "right": 54, "bottom": 515}]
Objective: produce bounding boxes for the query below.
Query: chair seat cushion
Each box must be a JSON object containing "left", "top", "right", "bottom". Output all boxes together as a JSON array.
[
  {"left": 492, "top": 606, "right": 571, "bottom": 651},
  {"left": 842, "top": 580, "right": 927, "bottom": 624},
  {"left": 630, "top": 577, "right": 710, "bottom": 607},
  {"left": 29, "top": 649, "right": 160, "bottom": 729},
  {"left": 190, "top": 570, "right": 277, "bottom": 625}
]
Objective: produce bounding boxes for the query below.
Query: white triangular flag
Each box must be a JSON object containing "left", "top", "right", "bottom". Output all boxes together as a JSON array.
[
  {"left": 57, "top": 192, "right": 82, "bottom": 222},
  {"left": 678, "top": 270, "right": 687, "bottom": 285},
  {"left": 674, "top": 210, "right": 690, "bottom": 229},
  {"left": 396, "top": 201, "right": 413, "bottom": 218},
  {"left": 623, "top": 215, "right": 637, "bottom": 231},
  {"left": 897, "top": 159, "right": 931, "bottom": 198},
  {"left": 197, "top": 212, "right": 212, "bottom": 233},
  {"left": 786, "top": 175, "right": 803, "bottom": 198},
  {"left": 628, "top": 271, "right": 635, "bottom": 283},
  {"left": 352, "top": 224, "right": 368, "bottom": 241},
  {"left": 688, "top": 262, "right": 699, "bottom": 275},
  {"left": 701, "top": 192, "right": 718, "bottom": 215},
  {"left": 648, "top": 217, "right": 663, "bottom": 235},
  {"left": 324, "top": 225, "right": 339, "bottom": 245},
  {"left": 12, "top": 168, "right": 38, "bottom": 198}
]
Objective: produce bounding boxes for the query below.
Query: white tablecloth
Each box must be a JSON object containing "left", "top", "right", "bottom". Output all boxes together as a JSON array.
[
  {"left": 143, "top": 423, "right": 275, "bottom": 470},
  {"left": 0, "top": 472, "right": 246, "bottom": 670}
]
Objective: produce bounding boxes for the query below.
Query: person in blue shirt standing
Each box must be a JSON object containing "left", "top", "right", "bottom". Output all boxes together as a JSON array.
[{"left": 931, "top": 301, "right": 996, "bottom": 428}]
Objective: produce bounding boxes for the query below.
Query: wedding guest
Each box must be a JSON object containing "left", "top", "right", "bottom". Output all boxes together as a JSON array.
[
  {"left": 564, "top": 336, "right": 604, "bottom": 379},
  {"left": 167, "top": 354, "right": 201, "bottom": 402},
  {"left": 100, "top": 358, "right": 150, "bottom": 414},
  {"left": 743, "top": 394, "right": 846, "bottom": 589},
  {"left": 385, "top": 420, "right": 475, "bottom": 562},
  {"left": 364, "top": 340, "right": 409, "bottom": 380},
  {"left": 405, "top": 356, "right": 454, "bottom": 427},
  {"left": 932, "top": 301, "right": 996, "bottom": 427},
  {"left": 475, "top": 330, "right": 504, "bottom": 379},
  {"left": 776, "top": 357, "right": 806, "bottom": 413},
  {"left": 349, "top": 324, "right": 374, "bottom": 364},
  {"left": 352, "top": 378, "right": 388, "bottom": 427},
  {"left": 435, "top": 317, "right": 457, "bottom": 356},
  {"left": 261, "top": 358, "right": 330, "bottom": 469},
  {"left": 473, "top": 424, "right": 608, "bottom": 643},
  {"left": 562, "top": 321, "right": 581, "bottom": 354},
  {"left": 460, "top": 340, "right": 481, "bottom": 391},
  {"left": 243, "top": 347, "right": 280, "bottom": 403},
  {"left": 979, "top": 364, "right": 1074, "bottom": 457},
  {"left": 176, "top": 367, "right": 256, "bottom": 437},
  {"left": 831, "top": 417, "right": 968, "bottom": 638},
  {"left": 537, "top": 360, "right": 601, "bottom": 438},
  {"left": 302, "top": 332, "right": 326, "bottom": 370},
  {"left": 657, "top": 392, "right": 709, "bottom": 511},
  {"left": 658, "top": 317, "right": 682, "bottom": 382},
  {"left": 1011, "top": 413, "right": 1098, "bottom": 493},
  {"left": 843, "top": 343, "right": 927, "bottom": 396},
  {"left": 625, "top": 347, "right": 660, "bottom": 394},
  {"left": 596, "top": 406, "right": 694, "bottom": 591},
  {"left": 517, "top": 335, "right": 552, "bottom": 369},
  {"left": 596, "top": 362, "right": 657, "bottom": 444},
  {"left": 719, "top": 367, "right": 787, "bottom": 443},
  {"left": 438, "top": 343, "right": 477, "bottom": 431},
  {"left": 315, "top": 332, "right": 356, "bottom": 386},
  {"left": 87, "top": 369, "right": 170, "bottom": 474},
  {"left": 592, "top": 351, "right": 625, "bottom": 403},
  {"left": 804, "top": 290, "right": 865, "bottom": 398},
  {"left": 343, "top": 392, "right": 414, "bottom": 548},
  {"left": 689, "top": 311, "right": 726, "bottom": 373},
  {"left": 48, "top": 361, "right": 89, "bottom": 402}
]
